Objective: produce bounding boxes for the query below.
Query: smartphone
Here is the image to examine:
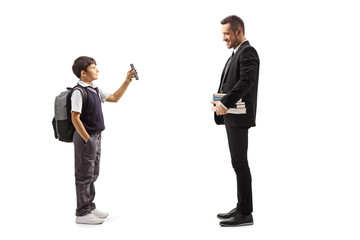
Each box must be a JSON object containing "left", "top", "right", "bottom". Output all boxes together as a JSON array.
[{"left": 130, "top": 63, "right": 139, "bottom": 80}]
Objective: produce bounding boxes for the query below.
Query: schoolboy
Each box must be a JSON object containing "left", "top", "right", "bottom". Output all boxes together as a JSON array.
[{"left": 71, "top": 56, "right": 136, "bottom": 224}]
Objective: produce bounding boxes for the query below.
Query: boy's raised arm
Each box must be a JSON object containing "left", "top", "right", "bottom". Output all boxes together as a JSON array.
[{"left": 106, "top": 69, "right": 135, "bottom": 103}]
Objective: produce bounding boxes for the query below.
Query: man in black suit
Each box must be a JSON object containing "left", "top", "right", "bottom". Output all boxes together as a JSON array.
[{"left": 211, "top": 15, "right": 260, "bottom": 227}]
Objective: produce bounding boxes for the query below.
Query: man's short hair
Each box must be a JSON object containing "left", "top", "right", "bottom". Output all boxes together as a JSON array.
[
  {"left": 72, "top": 56, "right": 97, "bottom": 79},
  {"left": 221, "top": 15, "right": 245, "bottom": 35}
]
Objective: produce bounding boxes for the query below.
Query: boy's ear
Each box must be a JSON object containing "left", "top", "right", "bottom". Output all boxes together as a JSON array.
[{"left": 80, "top": 70, "right": 86, "bottom": 77}]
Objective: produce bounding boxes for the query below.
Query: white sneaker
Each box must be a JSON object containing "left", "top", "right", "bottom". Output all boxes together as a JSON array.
[
  {"left": 91, "top": 209, "right": 109, "bottom": 218},
  {"left": 75, "top": 213, "right": 104, "bottom": 224}
]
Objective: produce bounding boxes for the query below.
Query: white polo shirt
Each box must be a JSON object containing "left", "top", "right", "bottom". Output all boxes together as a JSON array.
[{"left": 71, "top": 81, "right": 110, "bottom": 113}]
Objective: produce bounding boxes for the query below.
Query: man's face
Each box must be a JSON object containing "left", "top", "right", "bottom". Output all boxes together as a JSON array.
[
  {"left": 222, "top": 23, "right": 240, "bottom": 49},
  {"left": 82, "top": 63, "right": 99, "bottom": 81}
]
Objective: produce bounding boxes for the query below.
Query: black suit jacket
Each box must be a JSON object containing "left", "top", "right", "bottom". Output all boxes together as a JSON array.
[{"left": 215, "top": 41, "right": 260, "bottom": 127}]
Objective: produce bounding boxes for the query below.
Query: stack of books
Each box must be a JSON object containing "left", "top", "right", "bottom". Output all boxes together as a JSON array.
[{"left": 212, "top": 93, "right": 246, "bottom": 114}]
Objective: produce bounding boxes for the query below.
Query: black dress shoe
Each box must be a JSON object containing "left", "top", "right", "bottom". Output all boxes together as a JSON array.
[
  {"left": 217, "top": 208, "right": 238, "bottom": 220},
  {"left": 219, "top": 213, "right": 253, "bottom": 227}
]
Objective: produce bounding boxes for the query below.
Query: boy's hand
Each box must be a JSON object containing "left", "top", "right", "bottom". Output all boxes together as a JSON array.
[
  {"left": 106, "top": 69, "right": 136, "bottom": 103},
  {"left": 126, "top": 69, "right": 137, "bottom": 82},
  {"left": 71, "top": 111, "right": 90, "bottom": 142}
]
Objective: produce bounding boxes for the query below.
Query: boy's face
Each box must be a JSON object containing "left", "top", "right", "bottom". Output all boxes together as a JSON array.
[{"left": 81, "top": 64, "right": 99, "bottom": 81}]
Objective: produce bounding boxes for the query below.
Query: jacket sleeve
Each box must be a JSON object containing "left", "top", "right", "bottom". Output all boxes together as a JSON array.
[{"left": 220, "top": 46, "right": 259, "bottom": 108}]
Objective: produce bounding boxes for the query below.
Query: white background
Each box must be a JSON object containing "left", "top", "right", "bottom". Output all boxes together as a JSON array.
[{"left": 1, "top": 0, "right": 360, "bottom": 239}]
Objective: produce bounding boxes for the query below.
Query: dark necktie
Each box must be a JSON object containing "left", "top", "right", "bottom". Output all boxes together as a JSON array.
[
  {"left": 220, "top": 51, "right": 234, "bottom": 93},
  {"left": 224, "top": 51, "right": 234, "bottom": 74}
]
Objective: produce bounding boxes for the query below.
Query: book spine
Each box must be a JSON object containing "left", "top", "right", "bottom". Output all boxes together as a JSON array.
[
  {"left": 212, "top": 96, "right": 243, "bottom": 103},
  {"left": 213, "top": 97, "right": 223, "bottom": 101},
  {"left": 211, "top": 106, "right": 246, "bottom": 114},
  {"left": 213, "top": 93, "right": 226, "bottom": 98}
]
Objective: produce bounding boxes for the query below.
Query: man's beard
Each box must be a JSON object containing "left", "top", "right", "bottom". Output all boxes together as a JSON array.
[{"left": 230, "top": 37, "right": 239, "bottom": 49}]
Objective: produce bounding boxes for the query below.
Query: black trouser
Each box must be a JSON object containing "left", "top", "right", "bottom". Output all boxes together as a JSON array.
[
  {"left": 225, "top": 125, "right": 253, "bottom": 215},
  {"left": 73, "top": 131, "right": 102, "bottom": 216}
]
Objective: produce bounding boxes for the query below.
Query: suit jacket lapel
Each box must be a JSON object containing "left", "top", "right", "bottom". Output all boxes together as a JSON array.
[
  {"left": 221, "top": 56, "right": 232, "bottom": 81},
  {"left": 222, "top": 41, "right": 250, "bottom": 83}
]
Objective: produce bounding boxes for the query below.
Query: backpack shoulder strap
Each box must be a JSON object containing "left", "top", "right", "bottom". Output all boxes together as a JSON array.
[{"left": 72, "top": 85, "right": 88, "bottom": 111}]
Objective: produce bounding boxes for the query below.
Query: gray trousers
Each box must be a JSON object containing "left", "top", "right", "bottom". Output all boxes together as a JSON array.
[{"left": 73, "top": 131, "right": 102, "bottom": 216}]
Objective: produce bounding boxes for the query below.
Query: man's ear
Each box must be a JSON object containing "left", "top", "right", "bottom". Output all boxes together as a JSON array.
[
  {"left": 81, "top": 70, "right": 86, "bottom": 77},
  {"left": 236, "top": 28, "right": 243, "bottom": 37}
]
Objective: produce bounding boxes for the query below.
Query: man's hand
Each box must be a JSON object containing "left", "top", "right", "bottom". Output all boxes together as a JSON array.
[{"left": 211, "top": 101, "right": 228, "bottom": 116}]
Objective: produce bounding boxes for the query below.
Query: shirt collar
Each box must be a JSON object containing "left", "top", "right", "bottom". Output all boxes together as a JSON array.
[
  {"left": 233, "top": 39, "right": 248, "bottom": 54},
  {"left": 78, "top": 80, "right": 97, "bottom": 88}
]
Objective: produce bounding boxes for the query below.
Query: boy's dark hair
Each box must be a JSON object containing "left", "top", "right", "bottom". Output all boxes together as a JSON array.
[
  {"left": 221, "top": 15, "right": 245, "bottom": 35},
  {"left": 72, "top": 56, "right": 97, "bottom": 79}
]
